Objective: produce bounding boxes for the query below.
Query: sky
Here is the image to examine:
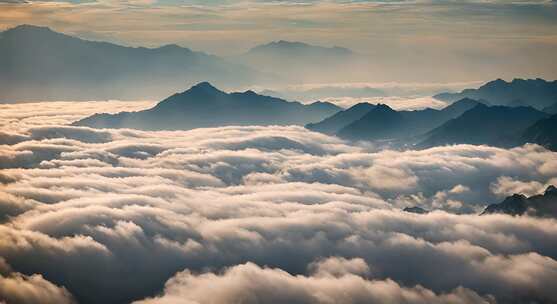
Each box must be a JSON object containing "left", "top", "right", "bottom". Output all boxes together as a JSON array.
[{"left": 1, "top": 0, "right": 557, "bottom": 81}]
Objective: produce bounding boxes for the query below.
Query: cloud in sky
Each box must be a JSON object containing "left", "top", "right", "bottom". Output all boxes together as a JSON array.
[{"left": 1, "top": 101, "right": 557, "bottom": 303}]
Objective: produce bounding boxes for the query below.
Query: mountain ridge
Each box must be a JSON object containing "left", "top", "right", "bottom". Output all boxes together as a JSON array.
[
  {"left": 434, "top": 78, "right": 557, "bottom": 109},
  {"left": 306, "top": 102, "right": 376, "bottom": 134},
  {"left": 0, "top": 24, "right": 264, "bottom": 102},
  {"left": 74, "top": 82, "right": 342, "bottom": 130},
  {"left": 314, "top": 98, "right": 482, "bottom": 142},
  {"left": 521, "top": 114, "right": 557, "bottom": 151},
  {"left": 419, "top": 104, "right": 549, "bottom": 148},
  {"left": 245, "top": 40, "right": 353, "bottom": 57},
  {"left": 236, "top": 40, "right": 359, "bottom": 82},
  {"left": 481, "top": 185, "right": 557, "bottom": 218}
]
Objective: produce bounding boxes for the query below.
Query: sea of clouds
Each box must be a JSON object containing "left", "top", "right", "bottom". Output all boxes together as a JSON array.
[{"left": 1, "top": 101, "right": 557, "bottom": 304}]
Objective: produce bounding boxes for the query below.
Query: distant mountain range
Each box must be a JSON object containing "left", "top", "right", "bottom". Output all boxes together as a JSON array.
[
  {"left": 419, "top": 104, "right": 548, "bottom": 148},
  {"left": 481, "top": 185, "right": 557, "bottom": 218},
  {"left": 74, "top": 82, "right": 341, "bottom": 130},
  {"left": 245, "top": 40, "right": 353, "bottom": 58},
  {"left": 307, "top": 98, "right": 481, "bottom": 141},
  {"left": 0, "top": 24, "right": 369, "bottom": 102},
  {"left": 340, "top": 98, "right": 482, "bottom": 141},
  {"left": 307, "top": 97, "right": 556, "bottom": 151},
  {"left": 236, "top": 40, "right": 359, "bottom": 82},
  {"left": 434, "top": 78, "right": 557, "bottom": 109},
  {"left": 0, "top": 25, "right": 265, "bottom": 101}
]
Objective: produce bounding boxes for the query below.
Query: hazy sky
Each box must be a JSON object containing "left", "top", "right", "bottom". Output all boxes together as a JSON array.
[{"left": 1, "top": 0, "right": 557, "bottom": 81}]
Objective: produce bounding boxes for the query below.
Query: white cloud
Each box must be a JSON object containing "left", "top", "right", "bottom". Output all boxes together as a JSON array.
[
  {"left": 0, "top": 101, "right": 556, "bottom": 303},
  {"left": 490, "top": 176, "right": 557, "bottom": 198},
  {"left": 134, "top": 261, "right": 494, "bottom": 304},
  {"left": 0, "top": 272, "right": 75, "bottom": 304}
]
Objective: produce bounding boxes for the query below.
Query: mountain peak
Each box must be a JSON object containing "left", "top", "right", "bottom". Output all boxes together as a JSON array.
[
  {"left": 248, "top": 40, "right": 352, "bottom": 55},
  {"left": 468, "top": 103, "right": 489, "bottom": 112},
  {"left": 170, "top": 82, "right": 225, "bottom": 100},
  {"left": 273, "top": 40, "right": 308, "bottom": 47},
  {"left": 545, "top": 185, "right": 557, "bottom": 195},
  {"left": 157, "top": 44, "right": 183, "bottom": 51},
  {"left": 373, "top": 103, "right": 395, "bottom": 112},
  {"left": 243, "top": 89, "right": 258, "bottom": 95},
  {"left": 454, "top": 97, "right": 479, "bottom": 104},
  {"left": 3, "top": 24, "right": 56, "bottom": 36},
  {"left": 482, "top": 187, "right": 557, "bottom": 218},
  {"left": 189, "top": 81, "right": 220, "bottom": 92},
  {"left": 6, "top": 24, "right": 53, "bottom": 32},
  {"left": 250, "top": 40, "right": 313, "bottom": 52},
  {"left": 489, "top": 78, "right": 508, "bottom": 86},
  {"left": 510, "top": 193, "right": 527, "bottom": 200},
  {"left": 439, "top": 98, "right": 482, "bottom": 117},
  {"left": 75, "top": 82, "right": 340, "bottom": 130}
]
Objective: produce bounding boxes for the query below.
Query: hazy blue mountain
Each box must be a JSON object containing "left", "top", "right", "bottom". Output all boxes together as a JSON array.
[
  {"left": 74, "top": 82, "right": 341, "bottom": 130},
  {"left": 420, "top": 104, "right": 548, "bottom": 148},
  {"left": 434, "top": 78, "right": 557, "bottom": 109},
  {"left": 522, "top": 114, "right": 557, "bottom": 151},
  {"left": 542, "top": 102, "right": 557, "bottom": 114},
  {"left": 0, "top": 24, "right": 264, "bottom": 102},
  {"left": 304, "top": 101, "right": 342, "bottom": 116},
  {"left": 336, "top": 98, "right": 481, "bottom": 141},
  {"left": 306, "top": 103, "right": 376, "bottom": 134},
  {"left": 439, "top": 98, "right": 485, "bottom": 117},
  {"left": 245, "top": 40, "right": 353, "bottom": 60},
  {"left": 481, "top": 185, "right": 557, "bottom": 218},
  {"left": 237, "top": 40, "right": 359, "bottom": 82}
]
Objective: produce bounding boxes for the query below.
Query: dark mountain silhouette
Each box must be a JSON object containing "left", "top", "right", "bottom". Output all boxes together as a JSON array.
[
  {"left": 542, "top": 102, "right": 557, "bottom": 114},
  {"left": 481, "top": 185, "right": 557, "bottom": 218},
  {"left": 0, "top": 24, "right": 264, "bottom": 102},
  {"left": 337, "top": 104, "right": 404, "bottom": 140},
  {"left": 306, "top": 103, "right": 376, "bottom": 134},
  {"left": 403, "top": 206, "right": 429, "bottom": 214},
  {"left": 335, "top": 98, "right": 481, "bottom": 141},
  {"left": 419, "top": 104, "right": 548, "bottom": 148},
  {"left": 74, "top": 82, "right": 341, "bottom": 130},
  {"left": 522, "top": 114, "right": 557, "bottom": 151},
  {"left": 434, "top": 78, "right": 557, "bottom": 109}
]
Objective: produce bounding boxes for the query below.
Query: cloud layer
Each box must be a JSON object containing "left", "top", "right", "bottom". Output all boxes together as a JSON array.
[
  {"left": 135, "top": 260, "right": 494, "bottom": 304},
  {"left": 1, "top": 101, "right": 557, "bottom": 303}
]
